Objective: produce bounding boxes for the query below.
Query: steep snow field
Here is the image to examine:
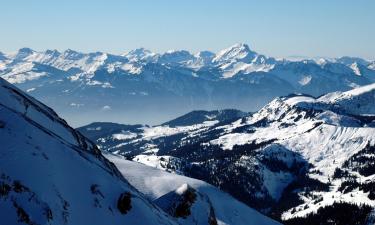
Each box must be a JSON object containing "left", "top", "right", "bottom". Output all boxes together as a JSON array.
[{"left": 0, "top": 77, "right": 177, "bottom": 225}]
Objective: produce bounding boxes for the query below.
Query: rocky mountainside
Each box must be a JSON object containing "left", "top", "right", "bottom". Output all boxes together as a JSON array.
[
  {"left": 80, "top": 83, "right": 375, "bottom": 224},
  {"left": 1, "top": 44, "right": 374, "bottom": 126}
]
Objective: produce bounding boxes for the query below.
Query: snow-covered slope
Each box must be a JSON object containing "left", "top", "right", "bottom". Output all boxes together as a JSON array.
[
  {"left": 105, "top": 153, "right": 281, "bottom": 225},
  {"left": 2, "top": 44, "right": 374, "bottom": 126},
  {"left": 0, "top": 77, "right": 178, "bottom": 225},
  {"left": 81, "top": 84, "right": 375, "bottom": 224}
]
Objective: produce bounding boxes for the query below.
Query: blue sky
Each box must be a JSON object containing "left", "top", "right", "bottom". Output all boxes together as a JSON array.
[{"left": 1, "top": 0, "right": 374, "bottom": 59}]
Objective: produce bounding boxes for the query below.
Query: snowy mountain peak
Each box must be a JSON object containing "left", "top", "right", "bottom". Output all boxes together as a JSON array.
[
  {"left": 159, "top": 50, "right": 195, "bottom": 65},
  {"left": 124, "top": 47, "right": 154, "bottom": 58},
  {"left": 212, "top": 43, "right": 275, "bottom": 78},
  {"left": 230, "top": 43, "right": 251, "bottom": 51},
  {"left": 132, "top": 47, "right": 152, "bottom": 54},
  {"left": 18, "top": 47, "right": 35, "bottom": 54},
  {"left": 165, "top": 49, "right": 188, "bottom": 54},
  {"left": 0, "top": 51, "right": 8, "bottom": 61},
  {"left": 213, "top": 43, "right": 256, "bottom": 63},
  {"left": 315, "top": 58, "right": 329, "bottom": 66},
  {"left": 40, "top": 49, "right": 62, "bottom": 61},
  {"left": 45, "top": 49, "right": 61, "bottom": 55},
  {"left": 194, "top": 50, "right": 215, "bottom": 59},
  {"left": 63, "top": 49, "right": 85, "bottom": 59},
  {"left": 336, "top": 56, "right": 371, "bottom": 67},
  {"left": 122, "top": 48, "right": 157, "bottom": 64},
  {"left": 191, "top": 51, "right": 215, "bottom": 67},
  {"left": 14, "top": 47, "right": 35, "bottom": 60}
]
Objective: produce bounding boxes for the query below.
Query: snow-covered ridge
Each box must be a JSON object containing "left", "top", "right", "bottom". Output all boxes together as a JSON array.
[
  {"left": 278, "top": 83, "right": 375, "bottom": 116},
  {"left": 319, "top": 83, "right": 375, "bottom": 109},
  {"left": 3, "top": 44, "right": 373, "bottom": 79},
  {"left": 213, "top": 43, "right": 256, "bottom": 64}
]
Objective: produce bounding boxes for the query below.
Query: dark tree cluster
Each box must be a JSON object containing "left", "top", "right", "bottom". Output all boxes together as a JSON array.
[
  {"left": 283, "top": 202, "right": 372, "bottom": 225},
  {"left": 343, "top": 144, "right": 375, "bottom": 177},
  {"left": 270, "top": 174, "right": 330, "bottom": 220}
]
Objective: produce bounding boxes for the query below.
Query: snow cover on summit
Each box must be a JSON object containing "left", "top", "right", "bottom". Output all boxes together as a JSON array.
[
  {"left": 1, "top": 44, "right": 374, "bottom": 82},
  {"left": 212, "top": 43, "right": 275, "bottom": 78},
  {"left": 1, "top": 44, "right": 375, "bottom": 126}
]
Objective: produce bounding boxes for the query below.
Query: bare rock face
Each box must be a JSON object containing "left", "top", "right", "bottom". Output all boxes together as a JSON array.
[
  {"left": 174, "top": 185, "right": 197, "bottom": 218},
  {"left": 155, "top": 184, "right": 218, "bottom": 225},
  {"left": 117, "top": 192, "right": 132, "bottom": 214}
]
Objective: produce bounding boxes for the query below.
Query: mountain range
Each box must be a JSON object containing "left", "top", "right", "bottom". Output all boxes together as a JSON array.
[
  {"left": 79, "top": 83, "right": 375, "bottom": 224},
  {"left": 1, "top": 44, "right": 375, "bottom": 126}
]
